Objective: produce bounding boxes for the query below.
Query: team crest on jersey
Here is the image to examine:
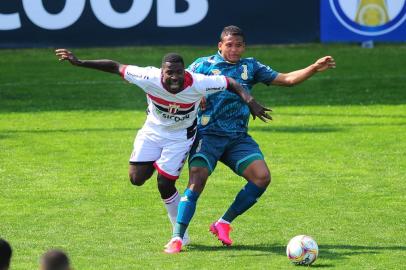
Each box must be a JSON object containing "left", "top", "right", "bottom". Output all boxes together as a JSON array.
[
  {"left": 211, "top": 69, "right": 221, "bottom": 75},
  {"left": 168, "top": 103, "right": 180, "bottom": 114},
  {"left": 200, "top": 115, "right": 210, "bottom": 126}
]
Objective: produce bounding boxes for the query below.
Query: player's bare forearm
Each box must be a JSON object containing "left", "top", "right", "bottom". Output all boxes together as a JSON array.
[
  {"left": 227, "top": 77, "right": 272, "bottom": 122},
  {"left": 74, "top": 59, "right": 121, "bottom": 74},
  {"left": 279, "top": 65, "right": 318, "bottom": 86},
  {"left": 55, "top": 48, "right": 122, "bottom": 75},
  {"left": 272, "top": 56, "right": 336, "bottom": 86},
  {"left": 226, "top": 77, "right": 253, "bottom": 104}
]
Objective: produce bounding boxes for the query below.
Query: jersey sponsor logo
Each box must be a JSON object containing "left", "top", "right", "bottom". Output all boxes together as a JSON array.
[
  {"left": 329, "top": 0, "right": 406, "bottom": 36},
  {"left": 127, "top": 71, "right": 148, "bottom": 79},
  {"left": 206, "top": 86, "right": 225, "bottom": 91},
  {"left": 156, "top": 108, "right": 191, "bottom": 122}
]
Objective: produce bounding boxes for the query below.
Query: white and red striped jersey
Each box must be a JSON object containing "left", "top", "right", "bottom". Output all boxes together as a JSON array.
[{"left": 121, "top": 65, "right": 229, "bottom": 137}]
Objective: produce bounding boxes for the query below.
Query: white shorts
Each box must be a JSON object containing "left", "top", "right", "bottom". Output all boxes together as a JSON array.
[{"left": 129, "top": 127, "right": 195, "bottom": 180}]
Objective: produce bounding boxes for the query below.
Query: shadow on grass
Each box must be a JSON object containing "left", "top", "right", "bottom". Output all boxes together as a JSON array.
[
  {"left": 0, "top": 134, "right": 11, "bottom": 140},
  {"left": 187, "top": 243, "right": 406, "bottom": 262},
  {"left": 1, "top": 127, "right": 137, "bottom": 134},
  {"left": 250, "top": 126, "right": 343, "bottom": 133},
  {"left": 0, "top": 83, "right": 146, "bottom": 113},
  {"left": 250, "top": 121, "right": 406, "bottom": 133},
  {"left": 277, "top": 112, "right": 406, "bottom": 119},
  {"left": 318, "top": 244, "right": 406, "bottom": 261}
]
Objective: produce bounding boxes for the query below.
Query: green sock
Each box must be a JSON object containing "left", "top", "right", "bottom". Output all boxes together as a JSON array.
[
  {"left": 173, "top": 222, "right": 188, "bottom": 239},
  {"left": 222, "top": 181, "right": 266, "bottom": 223}
]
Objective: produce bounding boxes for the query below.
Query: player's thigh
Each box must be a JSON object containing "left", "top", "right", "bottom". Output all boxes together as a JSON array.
[
  {"left": 221, "top": 133, "right": 265, "bottom": 176},
  {"left": 129, "top": 129, "right": 162, "bottom": 163},
  {"left": 188, "top": 132, "right": 228, "bottom": 175},
  {"left": 154, "top": 136, "right": 195, "bottom": 180}
]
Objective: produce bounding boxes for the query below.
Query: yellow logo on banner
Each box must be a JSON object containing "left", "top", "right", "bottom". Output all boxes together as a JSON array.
[
  {"left": 328, "top": 0, "right": 406, "bottom": 36},
  {"left": 355, "top": 0, "right": 389, "bottom": 26}
]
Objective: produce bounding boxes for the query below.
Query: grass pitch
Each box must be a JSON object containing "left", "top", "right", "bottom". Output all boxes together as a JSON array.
[{"left": 1, "top": 44, "right": 405, "bottom": 269}]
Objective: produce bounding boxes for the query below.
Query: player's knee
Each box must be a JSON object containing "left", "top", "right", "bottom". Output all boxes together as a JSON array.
[
  {"left": 261, "top": 170, "right": 271, "bottom": 187},
  {"left": 188, "top": 166, "right": 208, "bottom": 192},
  {"left": 263, "top": 170, "right": 271, "bottom": 186},
  {"left": 129, "top": 173, "right": 147, "bottom": 186},
  {"left": 189, "top": 166, "right": 208, "bottom": 179},
  {"left": 254, "top": 169, "right": 271, "bottom": 188},
  {"left": 157, "top": 175, "right": 176, "bottom": 199}
]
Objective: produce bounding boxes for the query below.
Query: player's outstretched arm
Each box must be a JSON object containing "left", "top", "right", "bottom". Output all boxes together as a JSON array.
[
  {"left": 272, "top": 56, "right": 336, "bottom": 86},
  {"left": 227, "top": 77, "right": 272, "bottom": 122},
  {"left": 55, "top": 48, "right": 123, "bottom": 75}
]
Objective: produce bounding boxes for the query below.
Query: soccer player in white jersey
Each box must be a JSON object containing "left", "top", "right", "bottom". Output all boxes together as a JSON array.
[{"left": 55, "top": 49, "right": 272, "bottom": 246}]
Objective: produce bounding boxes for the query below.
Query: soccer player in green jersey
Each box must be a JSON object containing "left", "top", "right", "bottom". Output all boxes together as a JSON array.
[{"left": 165, "top": 25, "right": 336, "bottom": 253}]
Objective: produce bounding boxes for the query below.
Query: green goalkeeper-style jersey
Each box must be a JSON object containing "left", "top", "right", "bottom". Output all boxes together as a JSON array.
[{"left": 188, "top": 51, "right": 279, "bottom": 136}]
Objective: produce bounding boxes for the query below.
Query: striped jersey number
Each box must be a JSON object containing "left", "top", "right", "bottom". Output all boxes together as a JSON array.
[{"left": 241, "top": 64, "right": 248, "bottom": 80}]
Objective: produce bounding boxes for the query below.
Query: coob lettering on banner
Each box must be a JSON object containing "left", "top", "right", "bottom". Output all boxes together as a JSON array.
[{"left": 0, "top": 0, "right": 209, "bottom": 30}]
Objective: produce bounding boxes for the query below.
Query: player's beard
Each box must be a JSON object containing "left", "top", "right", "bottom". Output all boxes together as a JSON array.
[{"left": 167, "top": 78, "right": 183, "bottom": 92}]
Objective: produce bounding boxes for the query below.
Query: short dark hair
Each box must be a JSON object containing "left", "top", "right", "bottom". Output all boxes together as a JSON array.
[
  {"left": 162, "top": 53, "right": 184, "bottom": 66},
  {"left": 0, "top": 239, "right": 12, "bottom": 270},
  {"left": 220, "top": 25, "right": 245, "bottom": 42},
  {"left": 40, "top": 250, "right": 70, "bottom": 270}
]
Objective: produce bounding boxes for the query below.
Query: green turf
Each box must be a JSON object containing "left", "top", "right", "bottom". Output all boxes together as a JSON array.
[{"left": 0, "top": 44, "right": 405, "bottom": 269}]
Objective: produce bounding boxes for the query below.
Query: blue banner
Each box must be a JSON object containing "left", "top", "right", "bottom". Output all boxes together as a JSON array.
[
  {"left": 0, "top": 0, "right": 319, "bottom": 48},
  {"left": 321, "top": 0, "right": 406, "bottom": 42}
]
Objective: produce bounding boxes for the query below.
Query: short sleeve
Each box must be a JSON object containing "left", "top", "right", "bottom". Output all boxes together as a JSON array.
[
  {"left": 253, "top": 59, "right": 279, "bottom": 85},
  {"left": 187, "top": 57, "right": 209, "bottom": 74},
  {"left": 193, "top": 73, "right": 228, "bottom": 96},
  {"left": 121, "top": 65, "right": 156, "bottom": 89}
]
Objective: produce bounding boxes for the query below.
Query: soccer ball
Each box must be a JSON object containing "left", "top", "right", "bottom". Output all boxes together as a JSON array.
[{"left": 286, "top": 235, "right": 319, "bottom": 265}]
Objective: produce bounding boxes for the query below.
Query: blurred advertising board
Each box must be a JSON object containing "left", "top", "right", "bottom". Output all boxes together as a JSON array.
[{"left": 321, "top": 0, "right": 406, "bottom": 42}]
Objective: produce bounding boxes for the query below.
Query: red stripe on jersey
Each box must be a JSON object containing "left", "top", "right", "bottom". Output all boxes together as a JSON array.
[
  {"left": 225, "top": 77, "right": 230, "bottom": 89},
  {"left": 120, "top": 65, "right": 128, "bottom": 79},
  {"left": 147, "top": 94, "right": 195, "bottom": 109},
  {"left": 183, "top": 71, "right": 193, "bottom": 89},
  {"left": 153, "top": 162, "right": 178, "bottom": 180}
]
